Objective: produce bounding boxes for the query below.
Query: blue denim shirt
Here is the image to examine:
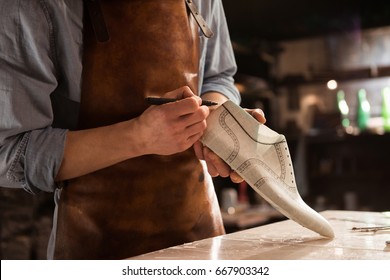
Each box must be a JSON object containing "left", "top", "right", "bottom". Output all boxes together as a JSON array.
[{"left": 0, "top": 0, "right": 240, "bottom": 195}]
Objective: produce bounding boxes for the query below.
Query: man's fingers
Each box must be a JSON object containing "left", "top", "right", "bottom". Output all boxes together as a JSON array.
[
  {"left": 204, "top": 148, "right": 230, "bottom": 177},
  {"left": 196, "top": 144, "right": 245, "bottom": 184},
  {"left": 245, "top": 108, "right": 266, "bottom": 124},
  {"left": 180, "top": 105, "right": 209, "bottom": 127},
  {"left": 193, "top": 141, "right": 205, "bottom": 160},
  {"left": 230, "top": 171, "right": 244, "bottom": 183}
]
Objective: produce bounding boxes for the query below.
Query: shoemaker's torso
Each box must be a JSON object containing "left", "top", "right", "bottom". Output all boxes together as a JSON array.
[{"left": 53, "top": 0, "right": 224, "bottom": 259}]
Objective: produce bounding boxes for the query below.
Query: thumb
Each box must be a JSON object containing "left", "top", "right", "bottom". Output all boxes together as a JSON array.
[
  {"left": 178, "top": 86, "right": 202, "bottom": 106},
  {"left": 178, "top": 86, "right": 196, "bottom": 99}
]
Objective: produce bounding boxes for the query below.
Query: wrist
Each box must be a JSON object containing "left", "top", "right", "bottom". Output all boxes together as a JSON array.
[
  {"left": 121, "top": 118, "right": 149, "bottom": 158},
  {"left": 201, "top": 91, "right": 228, "bottom": 107}
]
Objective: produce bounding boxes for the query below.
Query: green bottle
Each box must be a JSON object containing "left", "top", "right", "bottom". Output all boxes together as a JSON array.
[
  {"left": 382, "top": 86, "right": 390, "bottom": 132},
  {"left": 337, "top": 90, "right": 350, "bottom": 128},
  {"left": 356, "top": 89, "right": 370, "bottom": 131}
]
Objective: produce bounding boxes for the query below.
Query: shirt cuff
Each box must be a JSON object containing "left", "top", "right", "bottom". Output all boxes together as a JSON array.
[
  {"left": 22, "top": 127, "right": 67, "bottom": 194},
  {"left": 201, "top": 77, "right": 241, "bottom": 105}
]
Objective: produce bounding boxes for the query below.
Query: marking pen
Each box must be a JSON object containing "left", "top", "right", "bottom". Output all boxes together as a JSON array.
[{"left": 145, "top": 97, "right": 218, "bottom": 106}]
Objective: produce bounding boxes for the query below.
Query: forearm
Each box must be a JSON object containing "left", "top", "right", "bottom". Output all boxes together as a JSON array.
[{"left": 55, "top": 120, "right": 142, "bottom": 181}]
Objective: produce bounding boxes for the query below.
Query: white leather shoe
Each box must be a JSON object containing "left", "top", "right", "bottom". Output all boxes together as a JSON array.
[{"left": 201, "top": 100, "right": 334, "bottom": 238}]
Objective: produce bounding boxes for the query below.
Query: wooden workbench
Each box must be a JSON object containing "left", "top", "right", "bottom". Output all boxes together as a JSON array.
[{"left": 130, "top": 210, "right": 390, "bottom": 260}]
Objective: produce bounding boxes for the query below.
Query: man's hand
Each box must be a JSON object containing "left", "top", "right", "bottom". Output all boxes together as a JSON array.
[
  {"left": 135, "top": 86, "right": 210, "bottom": 155},
  {"left": 194, "top": 107, "right": 266, "bottom": 183}
]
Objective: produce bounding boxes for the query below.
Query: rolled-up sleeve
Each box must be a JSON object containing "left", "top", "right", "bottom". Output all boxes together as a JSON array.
[
  {"left": 0, "top": 1, "right": 67, "bottom": 194},
  {"left": 199, "top": 0, "right": 241, "bottom": 105}
]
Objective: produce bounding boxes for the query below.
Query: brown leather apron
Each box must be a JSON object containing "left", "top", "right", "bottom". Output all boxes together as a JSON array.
[{"left": 54, "top": 0, "right": 224, "bottom": 259}]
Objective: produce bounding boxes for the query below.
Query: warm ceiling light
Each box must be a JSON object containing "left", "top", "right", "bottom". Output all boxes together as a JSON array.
[{"left": 327, "top": 79, "right": 338, "bottom": 90}]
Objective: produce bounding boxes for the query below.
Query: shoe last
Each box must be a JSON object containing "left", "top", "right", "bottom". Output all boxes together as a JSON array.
[{"left": 201, "top": 100, "right": 334, "bottom": 238}]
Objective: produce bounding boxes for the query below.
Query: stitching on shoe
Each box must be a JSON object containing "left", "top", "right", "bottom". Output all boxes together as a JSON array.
[
  {"left": 219, "top": 110, "right": 239, "bottom": 163},
  {"left": 222, "top": 103, "right": 286, "bottom": 145},
  {"left": 220, "top": 103, "right": 295, "bottom": 192},
  {"left": 254, "top": 175, "right": 296, "bottom": 194}
]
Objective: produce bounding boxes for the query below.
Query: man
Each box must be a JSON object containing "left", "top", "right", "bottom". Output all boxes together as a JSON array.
[{"left": 0, "top": 0, "right": 265, "bottom": 259}]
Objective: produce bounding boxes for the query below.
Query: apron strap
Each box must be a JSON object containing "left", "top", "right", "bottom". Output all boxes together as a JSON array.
[
  {"left": 185, "top": 0, "right": 214, "bottom": 38},
  {"left": 84, "top": 0, "right": 110, "bottom": 43}
]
